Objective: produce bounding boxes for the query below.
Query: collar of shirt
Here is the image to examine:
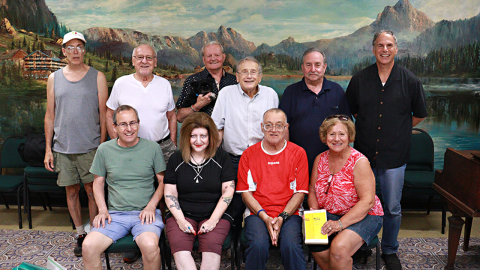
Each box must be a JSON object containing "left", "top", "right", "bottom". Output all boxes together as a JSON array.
[{"left": 301, "top": 77, "right": 332, "bottom": 95}]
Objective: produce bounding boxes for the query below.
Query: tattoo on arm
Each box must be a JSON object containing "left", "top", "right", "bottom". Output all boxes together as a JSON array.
[
  {"left": 166, "top": 195, "right": 181, "bottom": 210},
  {"left": 230, "top": 182, "right": 235, "bottom": 189},
  {"left": 223, "top": 196, "right": 232, "bottom": 205}
]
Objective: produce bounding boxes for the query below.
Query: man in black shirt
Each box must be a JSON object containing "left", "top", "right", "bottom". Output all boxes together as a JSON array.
[
  {"left": 176, "top": 41, "right": 236, "bottom": 122},
  {"left": 346, "top": 30, "right": 427, "bottom": 270}
]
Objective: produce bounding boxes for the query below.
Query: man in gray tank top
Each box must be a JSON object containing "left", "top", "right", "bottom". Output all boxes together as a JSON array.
[{"left": 44, "top": 31, "right": 108, "bottom": 257}]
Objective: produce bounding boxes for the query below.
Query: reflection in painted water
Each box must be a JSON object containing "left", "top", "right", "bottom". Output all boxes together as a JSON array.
[{"left": 1, "top": 77, "right": 479, "bottom": 169}]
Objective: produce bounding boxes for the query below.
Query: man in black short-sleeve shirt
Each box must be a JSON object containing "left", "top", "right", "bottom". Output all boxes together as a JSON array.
[
  {"left": 176, "top": 41, "right": 236, "bottom": 122},
  {"left": 346, "top": 30, "right": 427, "bottom": 270}
]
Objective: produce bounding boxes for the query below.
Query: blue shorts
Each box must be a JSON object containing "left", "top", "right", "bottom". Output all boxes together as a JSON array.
[
  {"left": 308, "top": 212, "right": 383, "bottom": 253},
  {"left": 91, "top": 209, "right": 165, "bottom": 243}
]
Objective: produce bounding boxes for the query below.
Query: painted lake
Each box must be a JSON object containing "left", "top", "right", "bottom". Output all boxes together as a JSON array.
[{"left": 2, "top": 75, "right": 479, "bottom": 169}]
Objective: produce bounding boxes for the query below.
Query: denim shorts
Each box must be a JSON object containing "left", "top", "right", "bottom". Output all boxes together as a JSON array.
[
  {"left": 91, "top": 209, "right": 164, "bottom": 243},
  {"left": 308, "top": 212, "right": 383, "bottom": 253}
]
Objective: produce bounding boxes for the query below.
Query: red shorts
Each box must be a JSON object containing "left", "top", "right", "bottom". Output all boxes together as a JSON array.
[{"left": 165, "top": 217, "right": 230, "bottom": 255}]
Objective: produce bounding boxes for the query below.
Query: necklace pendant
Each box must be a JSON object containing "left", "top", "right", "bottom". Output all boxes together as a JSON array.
[{"left": 196, "top": 179, "right": 199, "bottom": 183}]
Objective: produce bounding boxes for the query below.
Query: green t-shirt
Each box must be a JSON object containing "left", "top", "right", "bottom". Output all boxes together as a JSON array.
[{"left": 90, "top": 138, "right": 166, "bottom": 211}]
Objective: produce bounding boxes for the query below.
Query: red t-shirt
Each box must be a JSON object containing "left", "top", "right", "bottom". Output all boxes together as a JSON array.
[{"left": 237, "top": 141, "right": 309, "bottom": 217}]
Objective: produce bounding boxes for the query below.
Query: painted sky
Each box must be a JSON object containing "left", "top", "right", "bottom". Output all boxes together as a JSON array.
[{"left": 44, "top": 0, "right": 480, "bottom": 45}]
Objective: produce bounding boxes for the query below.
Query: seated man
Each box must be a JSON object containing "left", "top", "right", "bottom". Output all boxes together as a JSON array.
[
  {"left": 82, "top": 105, "right": 166, "bottom": 270},
  {"left": 237, "top": 108, "right": 309, "bottom": 270}
]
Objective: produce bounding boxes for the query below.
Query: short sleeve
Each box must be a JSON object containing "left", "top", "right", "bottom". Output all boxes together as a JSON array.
[
  {"left": 345, "top": 75, "right": 359, "bottom": 115},
  {"left": 211, "top": 89, "right": 226, "bottom": 129},
  {"left": 294, "top": 147, "right": 309, "bottom": 193},
  {"left": 279, "top": 86, "right": 292, "bottom": 123},
  {"left": 164, "top": 151, "right": 181, "bottom": 185},
  {"left": 89, "top": 146, "right": 106, "bottom": 177},
  {"left": 176, "top": 76, "right": 194, "bottom": 108},
  {"left": 236, "top": 149, "right": 251, "bottom": 192},
  {"left": 218, "top": 149, "right": 236, "bottom": 182},
  {"left": 106, "top": 81, "right": 120, "bottom": 110},
  {"left": 165, "top": 81, "right": 176, "bottom": 112},
  {"left": 410, "top": 78, "right": 428, "bottom": 118}
]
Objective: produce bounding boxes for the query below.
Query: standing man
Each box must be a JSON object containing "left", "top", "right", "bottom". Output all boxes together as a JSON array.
[
  {"left": 106, "top": 44, "right": 177, "bottom": 163},
  {"left": 176, "top": 41, "right": 237, "bottom": 122},
  {"left": 44, "top": 31, "right": 108, "bottom": 256},
  {"left": 82, "top": 105, "right": 165, "bottom": 270},
  {"left": 237, "top": 108, "right": 309, "bottom": 270},
  {"left": 211, "top": 56, "right": 278, "bottom": 227},
  {"left": 346, "top": 30, "right": 428, "bottom": 270},
  {"left": 279, "top": 48, "right": 350, "bottom": 174}
]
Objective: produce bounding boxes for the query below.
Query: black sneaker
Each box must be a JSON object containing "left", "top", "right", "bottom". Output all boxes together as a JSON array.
[
  {"left": 74, "top": 234, "right": 87, "bottom": 257},
  {"left": 381, "top": 253, "right": 402, "bottom": 270}
]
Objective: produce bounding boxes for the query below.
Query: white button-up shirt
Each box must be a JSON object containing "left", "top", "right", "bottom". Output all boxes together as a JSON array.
[{"left": 212, "top": 84, "right": 279, "bottom": 156}]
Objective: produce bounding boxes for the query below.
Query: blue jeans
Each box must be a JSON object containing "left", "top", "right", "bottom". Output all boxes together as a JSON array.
[
  {"left": 373, "top": 164, "right": 406, "bottom": 254},
  {"left": 244, "top": 215, "right": 305, "bottom": 270}
]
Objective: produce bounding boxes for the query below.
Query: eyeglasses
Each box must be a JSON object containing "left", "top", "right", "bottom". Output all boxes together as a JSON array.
[
  {"left": 262, "top": 123, "right": 286, "bottom": 131},
  {"left": 65, "top": 45, "right": 85, "bottom": 53},
  {"left": 116, "top": 121, "right": 139, "bottom": 129},
  {"left": 238, "top": 70, "right": 260, "bottom": 76},
  {"left": 325, "top": 115, "right": 351, "bottom": 121},
  {"left": 325, "top": 174, "right": 334, "bottom": 194},
  {"left": 133, "top": 55, "right": 156, "bottom": 61}
]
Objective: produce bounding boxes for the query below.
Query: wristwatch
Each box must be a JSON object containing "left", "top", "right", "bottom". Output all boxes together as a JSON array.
[{"left": 278, "top": 211, "right": 290, "bottom": 222}]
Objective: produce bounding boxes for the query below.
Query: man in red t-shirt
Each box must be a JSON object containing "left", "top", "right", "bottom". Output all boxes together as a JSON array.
[{"left": 237, "top": 108, "right": 309, "bottom": 270}]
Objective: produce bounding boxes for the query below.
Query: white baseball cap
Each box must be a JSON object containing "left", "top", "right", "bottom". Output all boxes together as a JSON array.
[{"left": 62, "top": 31, "right": 87, "bottom": 45}]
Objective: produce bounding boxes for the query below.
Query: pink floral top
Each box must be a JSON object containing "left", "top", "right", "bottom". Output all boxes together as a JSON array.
[{"left": 315, "top": 147, "right": 384, "bottom": 216}]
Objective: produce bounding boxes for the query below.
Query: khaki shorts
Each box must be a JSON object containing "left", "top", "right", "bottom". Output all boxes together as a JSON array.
[{"left": 53, "top": 149, "right": 97, "bottom": 187}]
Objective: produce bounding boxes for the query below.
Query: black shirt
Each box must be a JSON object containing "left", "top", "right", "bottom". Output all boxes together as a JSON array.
[
  {"left": 346, "top": 63, "right": 428, "bottom": 169},
  {"left": 176, "top": 69, "right": 237, "bottom": 115},
  {"left": 164, "top": 148, "right": 236, "bottom": 222}
]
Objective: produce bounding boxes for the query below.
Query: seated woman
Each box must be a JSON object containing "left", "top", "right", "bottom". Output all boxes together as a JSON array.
[
  {"left": 164, "top": 112, "right": 236, "bottom": 270},
  {"left": 308, "top": 115, "right": 384, "bottom": 270}
]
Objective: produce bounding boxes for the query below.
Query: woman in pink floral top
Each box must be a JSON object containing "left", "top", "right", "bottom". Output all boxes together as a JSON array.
[{"left": 308, "top": 115, "right": 383, "bottom": 270}]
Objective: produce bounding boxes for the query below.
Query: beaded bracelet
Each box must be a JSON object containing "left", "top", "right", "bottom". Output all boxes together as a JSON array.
[
  {"left": 191, "top": 105, "right": 198, "bottom": 112},
  {"left": 338, "top": 219, "right": 343, "bottom": 231}
]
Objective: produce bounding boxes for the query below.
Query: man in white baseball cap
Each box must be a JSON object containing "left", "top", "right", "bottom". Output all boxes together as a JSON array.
[
  {"left": 44, "top": 31, "right": 108, "bottom": 256},
  {"left": 62, "top": 31, "right": 87, "bottom": 44}
]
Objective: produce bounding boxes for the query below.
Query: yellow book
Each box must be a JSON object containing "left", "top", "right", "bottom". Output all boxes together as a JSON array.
[{"left": 304, "top": 209, "right": 328, "bottom": 244}]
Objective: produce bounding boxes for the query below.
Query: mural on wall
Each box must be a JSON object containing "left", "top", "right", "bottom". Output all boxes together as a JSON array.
[{"left": 0, "top": 0, "right": 479, "bottom": 167}]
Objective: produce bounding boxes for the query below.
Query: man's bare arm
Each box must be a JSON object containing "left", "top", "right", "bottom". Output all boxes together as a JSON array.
[
  {"left": 44, "top": 73, "right": 55, "bottom": 171},
  {"left": 106, "top": 108, "right": 117, "bottom": 139},
  {"left": 97, "top": 72, "right": 108, "bottom": 143},
  {"left": 166, "top": 110, "right": 177, "bottom": 146}
]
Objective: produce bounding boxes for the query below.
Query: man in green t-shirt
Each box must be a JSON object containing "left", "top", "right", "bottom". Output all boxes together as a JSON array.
[{"left": 82, "top": 105, "right": 166, "bottom": 270}]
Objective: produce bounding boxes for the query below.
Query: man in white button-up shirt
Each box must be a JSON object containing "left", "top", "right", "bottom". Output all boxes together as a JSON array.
[{"left": 211, "top": 56, "right": 279, "bottom": 227}]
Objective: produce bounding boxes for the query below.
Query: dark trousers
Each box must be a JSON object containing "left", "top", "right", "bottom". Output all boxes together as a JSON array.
[{"left": 230, "top": 154, "right": 246, "bottom": 228}]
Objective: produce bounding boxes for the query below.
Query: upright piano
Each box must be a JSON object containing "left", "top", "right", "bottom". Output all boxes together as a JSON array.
[{"left": 433, "top": 148, "right": 480, "bottom": 270}]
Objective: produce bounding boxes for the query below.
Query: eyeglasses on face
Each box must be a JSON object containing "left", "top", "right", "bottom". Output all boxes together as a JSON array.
[
  {"left": 133, "top": 55, "right": 156, "bottom": 61},
  {"left": 237, "top": 70, "right": 260, "bottom": 76},
  {"left": 115, "top": 121, "right": 139, "bottom": 129},
  {"left": 262, "top": 123, "right": 286, "bottom": 131},
  {"left": 65, "top": 45, "right": 85, "bottom": 53},
  {"left": 325, "top": 115, "right": 351, "bottom": 122}
]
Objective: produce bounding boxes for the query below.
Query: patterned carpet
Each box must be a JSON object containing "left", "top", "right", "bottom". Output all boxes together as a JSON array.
[{"left": 0, "top": 229, "right": 479, "bottom": 269}]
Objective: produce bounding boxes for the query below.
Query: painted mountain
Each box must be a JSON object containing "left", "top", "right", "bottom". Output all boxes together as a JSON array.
[{"left": 2, "top": 0, "right": 479, "bottom": 72}]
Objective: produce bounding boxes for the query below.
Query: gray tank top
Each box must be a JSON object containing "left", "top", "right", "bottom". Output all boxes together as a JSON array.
[{"left": 53, "top": 67, "right": 100, "bottom": 154}]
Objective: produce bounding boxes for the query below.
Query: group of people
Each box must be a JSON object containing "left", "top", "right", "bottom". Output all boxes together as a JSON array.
[{"left": 44, "top": 29, "right": 427, "bottom": 270}]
